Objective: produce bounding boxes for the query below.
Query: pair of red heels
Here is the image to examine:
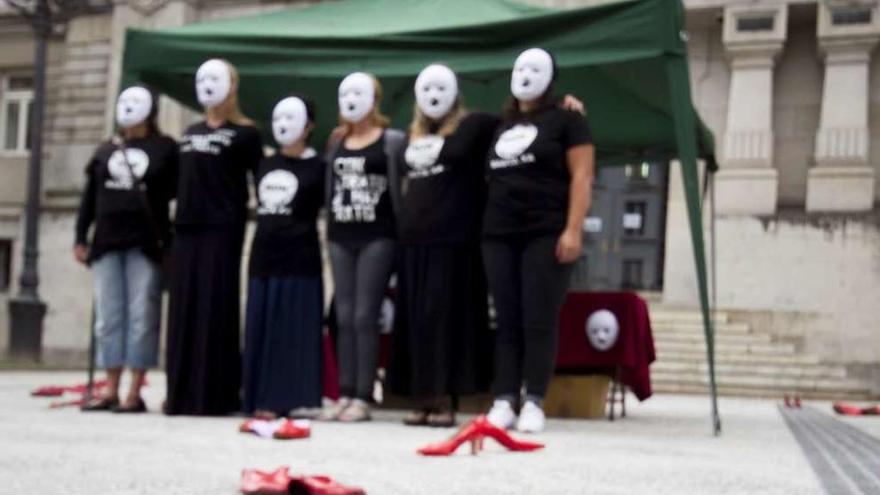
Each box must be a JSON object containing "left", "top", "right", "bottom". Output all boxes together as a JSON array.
[
  {"left": 239, "top": 419, "right": 311, "bottom": 440},
  {"left": 241, "top": 467, "right": 364, "bottom": 495},
  {"left": 417, "top": 415, "right": 544, "bottom": 456},
  {"left": 783, "top": 394, "right": 802, "bottom": 409}
]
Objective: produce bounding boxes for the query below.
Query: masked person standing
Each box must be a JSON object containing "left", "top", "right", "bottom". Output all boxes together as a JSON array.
[
  {"left": 389, "top": 64, "right": 497, "bottom": 427},
  {"left": 483, "top": 48, "right": 595, "bottom": 433},
  {"left": 75, "top": 86, "right": 178, "bottom": 413},
  {"left": 242, "top": 95, "right": 325, "bottom": 419},
  {"left": 319, "top": 72, "right": 405, "bottom": 423},
  {"left": 165, "top": 59, "right": 264, "bottom": 416}
]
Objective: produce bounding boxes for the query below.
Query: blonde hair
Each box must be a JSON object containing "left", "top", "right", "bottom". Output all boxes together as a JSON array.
[
  {"left": 339, "top": 73, "right": 391, "bottom": 135},
  {"left": 208, "top": 59, "right": 254, "bottom": 127},
  {"left": 408, "top": 98, "right": 467, "bottom": 139}
]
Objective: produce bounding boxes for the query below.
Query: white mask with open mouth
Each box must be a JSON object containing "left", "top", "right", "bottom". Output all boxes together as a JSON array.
[
  {"left": 272, "top": 97, "right": 308, "bottom": 147},
  {"left": 510, "top": 48, "right": 554, "bottom": 102},
  {"left": 115, "top": 86, "right": 153, "bottom": 129},
  {"left": 415, "top": 64, "right": 458, "bottom": 121},
  {"left": 338, "top": 72, "right": 375, "bottom": 124},
  {"left": 195, "top": 59, "right": 232, "bottom": 109}
]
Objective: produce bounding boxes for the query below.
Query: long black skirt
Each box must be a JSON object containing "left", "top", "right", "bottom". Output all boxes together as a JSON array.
[
  {"left": 165, "top": 222, "right": 244, "bottom": 416},
  {"left": 389, "top": 242, "right": 492, "bottom": 399},
  {"left": 242, "top": 276, "right": 323, "bottom": 415}
]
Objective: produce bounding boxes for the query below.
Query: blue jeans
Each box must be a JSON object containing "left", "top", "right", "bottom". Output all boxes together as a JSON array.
[{"left": 92, "top": 247, "right": 161, "bottom": 370}]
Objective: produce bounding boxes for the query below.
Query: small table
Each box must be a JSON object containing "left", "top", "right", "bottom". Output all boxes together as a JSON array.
[{"left": 556, "top": 291, "right": 656, "bottom": 420}]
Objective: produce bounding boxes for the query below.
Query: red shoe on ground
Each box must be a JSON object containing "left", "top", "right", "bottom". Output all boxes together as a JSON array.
[
  {"left": 274, "top": 419, "right": 311, "bottom": 440},
  {"left": 241, "top": 467, "right": 292, "bottom": 495},
  {"left": 289, "top": 475, "right": 366, "bottom": 495},
  {"left": 793, "top": 396, "right": 802, "bottom": 408},
  {"left": 833, "top": 402, "right": 864, "bottom": 416},
  {"left": 417, "top": 415, "right": 544, "bottom": 456},
  {"left": 783, "top": 394, "right": 791, "bottom": 408}
]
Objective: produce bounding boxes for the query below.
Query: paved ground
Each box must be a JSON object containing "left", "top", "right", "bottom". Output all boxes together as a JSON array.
[{"left": 1, "top": 371, "right": 877, "bottom": 495}]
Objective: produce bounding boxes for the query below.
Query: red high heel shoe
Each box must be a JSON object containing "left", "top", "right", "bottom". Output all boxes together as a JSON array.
[
  {"left": 289, "top": 475, "right": 366, "bottom": 495},
  {"left": 417, "top": 415, "right": 544, "bottom": 456},
  {"left": 274, "top": 419, "right": 311, "bottom": 440},
  {"left": 473, "top": 416, "right": 544, "bottom": 452},
  {"left": 241, "top": 467, "right": 293, "bottom": 495}
]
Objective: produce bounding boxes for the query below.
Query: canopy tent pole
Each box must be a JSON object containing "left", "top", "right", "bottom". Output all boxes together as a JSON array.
[{"left": 666, "top": 55, "right": 721, "bottom": 436}]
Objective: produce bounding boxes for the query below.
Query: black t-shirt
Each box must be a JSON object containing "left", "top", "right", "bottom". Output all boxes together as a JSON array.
[
  {"left": 326, "top": 134, "right": 395, "bottom": 244},
  {"left": 74, "top": 134, "right": 178, "bottom": 262},
  {"left": 248, "top": 151, "right": 326, "bottom": 278},
  {"left": 176, "top": 121, "right": 264, "bottom": 225},
  {"left": 399, "top": 112, "right": 500, "bottom": 244},
  {"left": 483, "top": 106, "right": 593, "bottom": 238}
]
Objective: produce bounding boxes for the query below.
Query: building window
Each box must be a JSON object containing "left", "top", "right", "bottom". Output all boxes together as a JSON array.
[
  {"left": 831, "top": 7, "right": 872, "bottom": 26},
  {"left": 0, "top": 239, "right": 11, "bottom": 292},
  {"left": 736, "top": 15, "right": 775, "bottom": 32},
  {"left": 1, "top": 74, "right": 34, "bottom": 154}
]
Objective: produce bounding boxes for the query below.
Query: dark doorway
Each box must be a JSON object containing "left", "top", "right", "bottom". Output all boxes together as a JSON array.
[{"left": 570, "top": 161, "right": 669, "bottom": 291}]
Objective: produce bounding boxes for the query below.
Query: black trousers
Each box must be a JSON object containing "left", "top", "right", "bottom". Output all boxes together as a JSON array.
[{"left": 482, "top": 235, "right": 574, "bottom": 401}]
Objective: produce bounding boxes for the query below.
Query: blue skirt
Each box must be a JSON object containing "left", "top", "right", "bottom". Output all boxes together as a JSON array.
[{"left": 242, "top": 276, "right": 323, "bottom": 415}]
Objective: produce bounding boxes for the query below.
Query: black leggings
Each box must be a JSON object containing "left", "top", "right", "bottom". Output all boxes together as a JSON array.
[
  {"left": 482, "top": 236, "right": 574, "bottom": 403},
  {"left": 329, "top": 239, "right": 396, "bottom": 401}
]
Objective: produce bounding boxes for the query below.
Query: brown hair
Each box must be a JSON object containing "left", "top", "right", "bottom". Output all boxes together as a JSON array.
[
  {"left": 408, "top": 98, "right": 467, "bottom": 139},
  {"left": 208, "top": 59, "right": 254, "bottom": 127},
  {"left": 338, "top": 73, "right": 391, "bottom": 135}
]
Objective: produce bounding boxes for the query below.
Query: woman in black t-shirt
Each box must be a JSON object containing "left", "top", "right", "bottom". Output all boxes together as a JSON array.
[
  {"left": 319, "top": 72, "right": 405, "bottom": 422},
  {"left": 75, "top": 85, "right": 178, "bottom": 413},
  {"left": 483, "top": 48, "right": 595, "bottom": 433},
  {"left": 242, "top": 95, "right": 326, "bottom": 418},
  {"left": 389, "top": 64, "right": 498, "bottom": 427},
  {"left": 165, "top": 59, "right": 264, "bottom": 416}
]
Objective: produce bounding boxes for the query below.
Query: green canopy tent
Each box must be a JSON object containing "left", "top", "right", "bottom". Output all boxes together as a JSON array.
[{"left": 121, "top": 0, "right": 721, "bottom": 434}]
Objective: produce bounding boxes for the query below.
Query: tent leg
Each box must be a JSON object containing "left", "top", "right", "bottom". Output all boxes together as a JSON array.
[{"left": 666, "top": 56, "right": 721, "bottom": 436}]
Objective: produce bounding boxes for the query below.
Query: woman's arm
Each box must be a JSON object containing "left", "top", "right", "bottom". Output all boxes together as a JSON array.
[
  {"left": 73, "top": 160, "right": 98, "bottom": 264},
  {"left": 555, "top": 143, "right": 595, "bottom": 264}
]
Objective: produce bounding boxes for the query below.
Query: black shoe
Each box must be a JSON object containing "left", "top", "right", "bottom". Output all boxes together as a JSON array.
[
  {"left": 81, "top": 397, "right": 119, "bottom": 412},
  {"left": 112, "top": 398, "right": 147, "bottom": 414}
]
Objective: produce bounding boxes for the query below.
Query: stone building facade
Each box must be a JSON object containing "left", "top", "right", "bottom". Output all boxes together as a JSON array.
[{"left": 0, "top": 0, "right": 877, "bottom": 395}]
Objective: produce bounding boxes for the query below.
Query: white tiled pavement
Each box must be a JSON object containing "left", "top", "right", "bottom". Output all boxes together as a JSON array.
[{"left": 0, "top": 371, "right": 849, "bottom": 494}]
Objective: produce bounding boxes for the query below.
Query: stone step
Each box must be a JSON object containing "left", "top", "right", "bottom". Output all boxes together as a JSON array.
[
  {"left": 650, "top": 371, "right": 870, "bottom": 396},
  {"left": 651, "top": 321, "right": 752, "bottom": 335},
  {"left": 655, "top": 349, "right": 821, "bottom": 366},
  {"left": 654, "top": 331, "right": 772, "bottom": 345},
  {"left": 649, "top": 309, "right": 731, "bottom": 325},
  {"left": 656, "top": 340, "right": 796, "bottom": 356},
  {"left": 652, "top": 382, "right": 873, "bottom": 400},
  {"left": 652, "top": 360, "right": 848, "bottom": 379}
]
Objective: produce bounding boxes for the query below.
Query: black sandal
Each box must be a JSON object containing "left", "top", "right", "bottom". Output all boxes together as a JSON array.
[
  {"left": 81, "top": 396, "right": 119, "bottom": 412},
  {"left": 113, "top": 398, "right": 147, "bottom": 414},
  {"left": 403, "top": 409, "right": 430, "bottom": 426},
  {"left": 426, "top": 409, "right": 456, "bottom": 428}
]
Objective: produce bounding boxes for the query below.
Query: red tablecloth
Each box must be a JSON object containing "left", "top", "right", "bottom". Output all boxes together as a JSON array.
[{"left": 556, "top": 291, "right": 656, "bottom": 401}]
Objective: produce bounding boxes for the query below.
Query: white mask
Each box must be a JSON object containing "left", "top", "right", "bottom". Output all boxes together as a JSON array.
[
  {"left": 586, "top": 309, "right": 620, "bottom": 352},
  {"left": 195, "top": 59, "right": 232, "bottom": 109},
  {"left": 510, "top": 48, "right": 554, "bottom": 102},
  {"left": 415, "top": 64, "right": 458, "bottom": 121},
  {"left": 338, "top": 72, "right": 375, "bottom": 124},
  {"left": 272, "top": 97, "right": 308, "bottom": 147},
  {"left": 115, "top": 86, "right": 153, "bottom": 129}
]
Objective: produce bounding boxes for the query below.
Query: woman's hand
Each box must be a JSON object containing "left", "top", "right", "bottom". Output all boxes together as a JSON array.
[
  {"left": 73, "top": 244, "right": 89, "bottom": 265},
  {"left": 555, "top": 228, "right": 582, "bottom": 264},
  {"left": 560, "top": 95, "right": 585, "bottom": 115}
]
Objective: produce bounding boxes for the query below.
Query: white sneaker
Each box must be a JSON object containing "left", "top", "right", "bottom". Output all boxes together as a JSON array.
[
  {"left": 516, "top": 401, "right": 546, "bottom": 433},
  {"left": 317, "top": 397, "right": 350, "bottom": 421},
  {"left": 486, "top": 399, "right": 517, "bottom": 430}
]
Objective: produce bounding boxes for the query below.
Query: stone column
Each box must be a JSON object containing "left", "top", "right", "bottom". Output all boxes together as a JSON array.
[
  {"left": 716, "top": 5, "right": 787, "bottom": 216},
  {"left": 806, "top": 2, "right": 879, "bottom": 212}
]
